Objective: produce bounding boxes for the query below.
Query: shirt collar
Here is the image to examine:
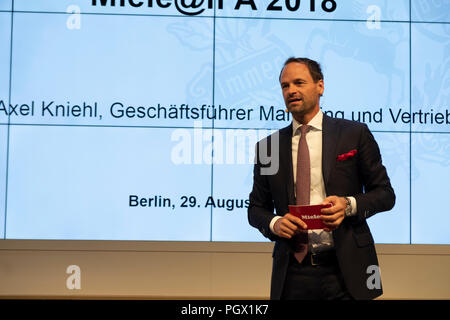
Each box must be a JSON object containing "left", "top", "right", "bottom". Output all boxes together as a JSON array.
[{"left": 292, "top": 109, "right": 323, "bottom": 136}]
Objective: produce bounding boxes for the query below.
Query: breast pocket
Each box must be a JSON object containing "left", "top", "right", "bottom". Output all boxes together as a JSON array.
[
  {"left": 335, "top": 156, "right": 357, "bottom": 168},
  {"left": 332, "top": 157, "right": 358, "bottom": 183}
]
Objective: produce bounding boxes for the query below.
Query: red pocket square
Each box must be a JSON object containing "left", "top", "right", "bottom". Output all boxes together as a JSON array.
[{"left": 337, "top": 149, "right": 357, "bottom": 161}]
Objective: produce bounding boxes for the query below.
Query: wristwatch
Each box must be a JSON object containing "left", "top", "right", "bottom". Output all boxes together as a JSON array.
[{"left": 344, "top": 197, "right": 352, "bottom": 217}]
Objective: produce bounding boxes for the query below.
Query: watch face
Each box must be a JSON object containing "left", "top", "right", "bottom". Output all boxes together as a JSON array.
[
  {"left": 345, "top": 197, "right": 351, "bottom": 206},
  {"left": 344, "top": 198, "right": 352, "bottom": 216}
]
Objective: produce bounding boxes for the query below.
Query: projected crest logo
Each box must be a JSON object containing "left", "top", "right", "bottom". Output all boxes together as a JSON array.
[
  {"left": 167, "top": 6, "right": 291, "bottom": 180},
  {"left": 410, "top": 0, "right": 450, "bottom": 176}
]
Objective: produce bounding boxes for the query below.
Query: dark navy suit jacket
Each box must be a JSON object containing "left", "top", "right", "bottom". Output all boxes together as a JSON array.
[{"left": 248, "top": 113, "right": 395, "bottom": 300}]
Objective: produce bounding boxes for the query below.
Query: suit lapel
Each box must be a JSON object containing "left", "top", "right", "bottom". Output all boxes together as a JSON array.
[
  {"left": 278, "top": 124, "right": 295, "bottom": 205},
  {"left": 322, "top": 114, "right": 340, "bottom": 193}
]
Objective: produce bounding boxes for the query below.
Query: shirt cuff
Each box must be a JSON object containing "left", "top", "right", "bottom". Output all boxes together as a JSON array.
[{"left": 269, "top": 216, "right": 283, "bottom": 234}]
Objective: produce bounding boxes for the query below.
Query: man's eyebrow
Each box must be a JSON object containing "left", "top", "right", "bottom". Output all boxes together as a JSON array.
[{"left": 280, "top": 78, "right": 306, "bottom": 85}]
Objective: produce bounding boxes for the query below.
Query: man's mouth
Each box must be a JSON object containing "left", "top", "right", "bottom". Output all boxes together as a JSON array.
[{"left": 289, "top": 98, "right": 302, "bottom": 103}]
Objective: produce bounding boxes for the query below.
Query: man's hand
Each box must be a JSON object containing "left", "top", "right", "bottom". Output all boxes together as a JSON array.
[
  {"left": 273, "top": 213, "right": 308, "bottom": 239},
  {"left": 320, "top": 196, "right": 347, "bottom": 232}
]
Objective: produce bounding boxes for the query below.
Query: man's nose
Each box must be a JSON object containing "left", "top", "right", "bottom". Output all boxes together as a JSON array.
[{"left": 287, "top": 86, "right": 297, "bottom": 96}]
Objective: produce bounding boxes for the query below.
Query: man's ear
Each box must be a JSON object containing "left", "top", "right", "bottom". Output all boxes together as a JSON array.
[{"left": 317, "top": 79, "right": 324, "bottom": 96}]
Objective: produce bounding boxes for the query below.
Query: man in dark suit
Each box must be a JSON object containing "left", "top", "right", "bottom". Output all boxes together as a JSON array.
[{"left": 248, "top": 57, "right": 395, "bottom": 300}]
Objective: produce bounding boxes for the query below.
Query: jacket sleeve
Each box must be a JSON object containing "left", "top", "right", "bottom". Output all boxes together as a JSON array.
[
  {"left": 353, "top": 124, "right": 396, "bottom": 221},
  {"left": 248, "top": 140, "right": 280, "bottom": 242}
]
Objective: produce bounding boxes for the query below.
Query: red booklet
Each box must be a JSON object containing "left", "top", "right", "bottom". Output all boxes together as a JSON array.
[{"left": 288, "top": 203, "right": 332, "bottom": 230}]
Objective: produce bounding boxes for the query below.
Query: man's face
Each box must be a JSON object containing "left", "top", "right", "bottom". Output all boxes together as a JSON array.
[{"left": 280, "top": 62, "right": 324, "bottom": 120}]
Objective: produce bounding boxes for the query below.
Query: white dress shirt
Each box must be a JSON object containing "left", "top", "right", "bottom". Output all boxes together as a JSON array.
[{"left": 269, "top": 110, "right": 357, "bottom": 253}]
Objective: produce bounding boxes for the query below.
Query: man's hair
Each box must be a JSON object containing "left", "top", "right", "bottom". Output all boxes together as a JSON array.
[{"left": 279, "top": 57, "right": 324, "bottom": 83}]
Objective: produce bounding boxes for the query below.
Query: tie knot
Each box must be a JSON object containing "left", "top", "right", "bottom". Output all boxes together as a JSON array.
[{"left": 300, "top": 125, "right": 311, "bottom": 135}]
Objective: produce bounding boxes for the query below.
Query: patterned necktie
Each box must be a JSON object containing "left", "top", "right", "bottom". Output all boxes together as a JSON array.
[{"left": 293, "top": 125, "right": 311, "bottom": 263}]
